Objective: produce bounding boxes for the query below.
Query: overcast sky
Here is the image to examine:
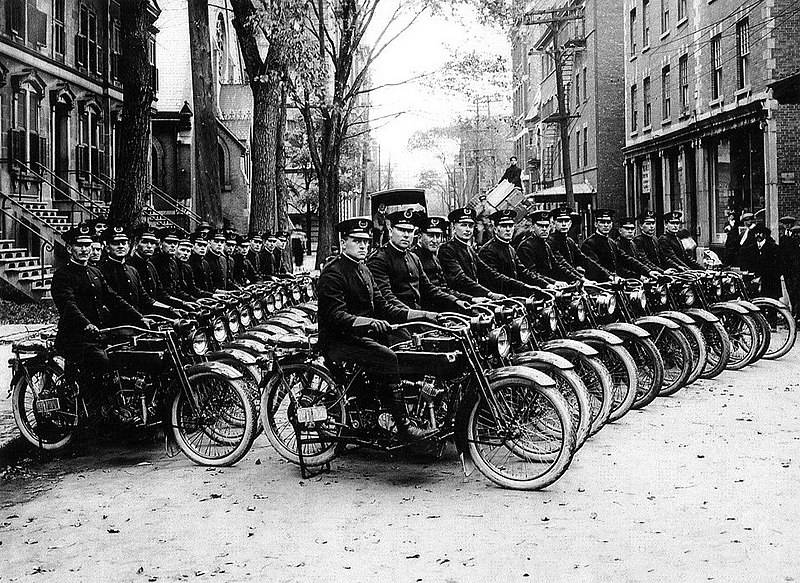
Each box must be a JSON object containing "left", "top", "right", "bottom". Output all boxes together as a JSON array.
[{"left": 365, "top": 4, "right": 511, "bottom": 188}]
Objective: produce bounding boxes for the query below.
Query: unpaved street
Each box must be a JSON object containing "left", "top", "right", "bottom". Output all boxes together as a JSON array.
[{"left": 1, "top": 351, "right": 799, "bottom": 582}]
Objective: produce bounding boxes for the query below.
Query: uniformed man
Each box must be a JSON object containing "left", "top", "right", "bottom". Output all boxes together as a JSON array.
[
  {"left": 634, "top": 211, "right": 672, "bottom": 270},
  {"left": 273, "top": 231, "right": 289, "bottom": 275},
  {"left": 412, "top": 217, "right": 474, "bottom": 304},
  {"left": 615, "top": 216, "right": 661, "bottom": 277},
  {"left": 52, "top": 224, "right": 145, "bottom": 399},
  {"left": 658, "top": 211, "right": 702, "bottom": 270},
  {"left": 232, "top": 234, "right": 257, "bottom": 285},
  {"left": 189, "top": 231, "right": 214, "bottom": 292},
  {"left": 317, "top": 216, "right": 437, "bottom": 441},
  {"left": 224, "top": 231, "right": 238, "bottom": 264},
  {"left": 479, "top": 209, "right": 554, "bottom": 287},
  {"left": 517, "top": 210, "right": 582, "bottom": 283},
  {"left": 438, "top": 207, "right": 534, "bottom": 298},
  {"left": 88, "top": 236, "right": 104, "bottom": 267},
  {"left": 548, "top": 205, "right": 611, "bottom": 280},
  {"left": 260, "top": 231, "right": 276, "bottom": 278},
  {"left": 195, "top": 222, "right": 213, "bottom": 240},
  {"left": 367, "top": 209, "right": 467, "bottom": 313},
  {"left": 175, "top": 234, "right": 212, "bottom": 299},
  {"left": 152, "top": 228, "right": 197, "bottom": 304},
  {"left": 128, "top": 225, "right": 192, "bottom": 313},
  {"left": 582, "top": 209, "right": 660, "bottom": 281},
  {"left": 247, "top": 232, "right": 265, "bottom": 279},
  {"left": 205, "top": 229, "right": 231, "bottom": 290},
  {"left": 510, "top": 214, "right": 531, "bottom": 248}
]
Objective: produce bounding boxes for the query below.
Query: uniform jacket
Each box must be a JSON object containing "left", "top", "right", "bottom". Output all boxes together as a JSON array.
[
  {"left": 190, "top": 253, "right": 214, "bottom": 292},
  {"left": 259, "top": 248, "right": 275, "bottom": 278},
  {"left": 176, "top": 259, "right": 208, "bottom": 299},
  {"left": 438, "top": 238, "right": 533, "bottom": 297},
  {"left": 205, "top": 250, "right": 230, "bottom": 290},
  {"left": 52, "top": 261, "right": 143, "bottom": 351},
  {"left": 247, "top": 250, "right": 263, "bottom": 279},
  {"left": 754, "top": 237, "right": 782, "bottom": 299},
  {"left": 317, "top": 254, "right": 409, "bottom": 349},
  {"left": 517, "top": 235, "right": 581, "bottom": 283},
  {"left": 549, "top": 231, "right": 612, "bottom": 280},
  {"left": 232, "top": 254, "right": 257, "bottom": 286},
  {"left": 273, "top": 248, "right": 289, "bottom": 275},
  {"left": 367, "top": 243, "right": 461, "bottom": 312},
  {"left": 100, "top": 256, "right": 156, "bottom": 313},
  {"left": 581, "top": 232, "right": 652, "bottom": 281},
  {"left": 478, "top": 237, "right": 553, "bottom": 287},
  {"left": 411, "top": 246, "right": 472, "bottom": 303},
  {"left": 616, "top": 237, "right": 658, "bottom": 276},
  {"left": 152, "top": 251, "right": 194, "bottom": 302},
  {"left": 737, "top": 231, "right": 759, "bottom": 272},
  {"left": 633, "top": 233, "right": 676, "bottom": 269},
  {"left": 658, "top": 232, "right": 701, "bottom": 270},
  {"left": 128, "top": 252, "right": 165, "bottom": 300}
]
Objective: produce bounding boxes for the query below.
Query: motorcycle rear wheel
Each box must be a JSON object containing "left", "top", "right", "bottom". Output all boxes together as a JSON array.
[
  {"left": 756, "top": 301, "right": 797, "bottom": 360},
  {"left": 171, "top": 373, "right": 256, "bottom": 467},
  {"left": 625, "top": 337, "right": 664, "bottom": 410},
  {"left": 466, "top": 380, "right": 575, "bottom": 491},
  {"left": 717, "top": 311, "right": 759, "bottom": 370},
  {"left": 585, "top": 343, "right": 637, "bottom": 422},
  {"left": 568, "top": 354, "right": 613, "bottom": 435},
  {"left": 751, "top": 311, "right": 771, "bottom": 362},
  {"left": 656, "top": 327, "right": 692, "bottom": 396},
  {"left": 262, "top": 362, "right": 345, "bottom": 468},
  {"left": 699, "top": 320, "right": 731, "bottom": 379},
  {"left": 12, "top": 364, "right": 77, "bottom": 451},
  {"left": 681, "top": 324, "right": 707, "bottom": 385}
]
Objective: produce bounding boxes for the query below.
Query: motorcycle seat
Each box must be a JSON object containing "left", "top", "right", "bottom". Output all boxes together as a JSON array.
[{"left": 13, "top": 339, "right": 50, "bottom": 354}]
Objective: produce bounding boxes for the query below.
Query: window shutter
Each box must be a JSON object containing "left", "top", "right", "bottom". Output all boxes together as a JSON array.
[
  {"left": 28, "top": 7, "right": 48, "bottom": 46},
  {"left": 77, "top": 144, "right": 88, "bottom": 180},
  {"left": 11, "top": 129, "right": 25, "bottom": 166}
]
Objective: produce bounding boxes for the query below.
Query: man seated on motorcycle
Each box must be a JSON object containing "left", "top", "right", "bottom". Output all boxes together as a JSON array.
[
  {"left": 175, "top": 234, "right": 214, "bottom": 299},
  {"left": 189, "top": 231, "right": 215, "bottom": 292},
  {"left": 517, "top": 210, "right": 582, "bottom": 283},
  {"left": 232, "top": 234, "right": 258, "bottom": 285},
  {"left": 152, "top": 228, "right": 199, "bottom": 306},
  {"left": 548, "top": 206, "right": 613, "bottom": 281},
  {"left": 581, "top": 209, "right": 662, "bottom": 282},
  {"left": 412, "top": 216, "right": 477, "bottom": 303},
  {"left": 204, "top": 228, "right": 232, "bottom": 291},
  {"left": 658, "top": 211, "right": 703, "bottom": 270},
  {"left": 128, "top": 225, "right": 194, "bottom": 313},
  {"left": 317, "top": 217, "right": 439, "bottom": 441},
  {"left": 51, "top": 224, "right": 147, "bottom": 402},
  {"left": 633, "top": 211, "right": 676, "bottom": 270},
  {"left": 438, "top": 207, "right": 537, "bottom": 299},
  {"left": 479, "top": 209, "right": 556, "bottom": 288},
  {"left": 615, "top": 216, "right": 663, "bottom": 277},
  {"left": 368, "top": 209, "right": 471, "bottom": 313}
]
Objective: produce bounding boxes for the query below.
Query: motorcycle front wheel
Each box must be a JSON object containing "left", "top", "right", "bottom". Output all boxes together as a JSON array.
[
  {"left": 171, "top": 372, "right": 256, "bottom": 467},
  {"left": 466, "top": 379, "right": 575, "bottom": 491},
  {"left": 754, "top": 301, "right": 796, "bottom": 360},
  {"left": 681, "top": 324, "right": 708, "bottom": 386},
  {"left": 699, "top": 320, "right": 731, "bottom": 380},
  {"left": 625, "top": 337, "right": 664, "bottom": 410},
  {"left": 716, "top": 310, "right": 759, "bottom": 370},
  {"left": 568, "top": 354, "right": 613, "bottom": 435},
  {"left": 12, "top": 364, "right": 78, "bottom": 451},
  {"left": 656, "top": 328, "right": 692, "bottom": 397},
  {"left": 585, "top": 343, "right": 637, "bottom": 422}
]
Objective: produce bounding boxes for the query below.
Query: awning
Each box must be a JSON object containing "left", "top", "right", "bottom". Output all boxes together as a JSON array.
[
  {"left": 532, "top": 182, "right": 596, "bottom": 202},
  {"left": 769, "top": 71, "right": 800, "bottom": 104},
  {"left": 510, "top": 127, "right": 529, "bottom": 142}
]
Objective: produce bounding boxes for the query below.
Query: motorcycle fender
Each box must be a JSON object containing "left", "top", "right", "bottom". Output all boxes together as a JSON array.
[
  {"left": 752, "top": 297, "right": 787, "bottom": 310},
  {"left": 653, "top": 310, "right": 695, "bottom": 326},
  {"left": 685, "top": 308, "right": 719, "bottom": 323},
  {"left": 221, "top": 339, "right": 267, "bottom": 356},
  {"left": 600, "top": 322, "right": 650, "bottom": 339},
  {"left": 184, "top": 361, "right": 243, "bottom": 380},
  {"left": 539, "top": 338, "right": 599, "bottom": 358},
  {"left": 239, "top": 331, "right": 278, "bottom": 345},
  {"left": 510, "top": 350, "right": 574, "bottom": 371},
  {"left": 207, "top": 349, "right": 257, "bottom": 366},
  {"left": 710, "top": 301, "right": 750, "bottom": 315},
  {"left": 484, "top": 365, "right": 557, "bottom": 389},
  {"left": 635, "top": 315, "right": 680, "bottom": 330},
  {"left": 736, "top": 300, "right": 761, "bottom": 313},
  {"left": 568, "top": 329, "right": 624, "bottom": 346}
]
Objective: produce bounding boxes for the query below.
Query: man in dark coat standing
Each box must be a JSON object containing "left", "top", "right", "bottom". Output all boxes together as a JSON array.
[
  {"left": 737, "top": 212, "right": 758, "bottom": 271},
  {"left": 752, "top": 223, "right": 782, "bottom": 299},
  {"left": 517, "top": 210, "right": 582, "bottom": 283},
  {"left": 479, "top": 209, "right": 554, "bottom": 287}
]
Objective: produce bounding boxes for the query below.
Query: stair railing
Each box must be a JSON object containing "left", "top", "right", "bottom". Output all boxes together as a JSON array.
[
  {"left": 0, "top": 203, "right": 54, "bottom": 291},
  {"left": 13, "top": 160, "right": 101, "bottom": 226}
]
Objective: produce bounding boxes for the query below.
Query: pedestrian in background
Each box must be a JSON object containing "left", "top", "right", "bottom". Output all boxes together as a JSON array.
[
  {"left": 752, "top": 224, "right": 782, "bottom": 300},
  {"left": 292, "top": 233, "right": 305, "bottom": 271}
]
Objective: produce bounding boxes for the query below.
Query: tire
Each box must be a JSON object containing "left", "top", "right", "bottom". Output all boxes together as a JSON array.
[
  {"left": 756, "top": 301, "right": 797, "bottom": 360},
  {"left": 584, "top": 342, "right": 637, "bottom": 422},
  {"left": 716, "top": 310, "right": 760, "bottom": 370},
  {"left": 171, "top": 372, "right": 257, "bottom": 467},
  {"left": 681, "top": 324, "right": 708, "bottom": 385},
  {"left": 625, "top": 337, "right": 663, "bottom": 410},
  {"left": 262, "top": 362, "right": 345, "bottom": 468},
  {"left": 12, "top": 363, "right": 77, "bottom": 451},
  {"left": 656, "top": 327, "right": 693, "bottom": 396},
  {"left": 699, "top": 320, "right": 731, "bottom": 380},
  {"left": 466, "top": 379, "right": 575, "bottom": 491},
  {"left": 524, "top": 364, "right": 591, "bottom": 450},
  {"left": 563, "top": 353, "right": 613, "bottom": 435},
  {"left": 751, "top": 311, "right": 771, "bottom": 363}
]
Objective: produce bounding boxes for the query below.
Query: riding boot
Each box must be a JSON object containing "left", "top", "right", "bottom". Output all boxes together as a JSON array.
[{"left": 387, "top": 386, "right": 436, "bottom": 441}]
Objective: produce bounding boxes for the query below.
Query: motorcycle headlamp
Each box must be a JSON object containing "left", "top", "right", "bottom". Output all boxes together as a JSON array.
[
  {"left": 251, "top": 301, "right": 263, "bottom": 322},
  {"left": 511, "top": 316, "right": 531, "bottom": 347},
  {"left": 191, "top": 330, "right": 209, "bottom": 356},
  {"left": 227, "top": 309, "right": 240, "bottom": 334},
  {"left": 292, "top": 287, "right": 301, "bottom": 302},
  {"left": 658, "top": 284, "right": 668, "bottom": 305},
  {"left": 714, "top": 280, "right": 723, "bottom": 298},
  {"left": 682, "top": 287, "right": 696, "bottom": 307},
  {"left": 572, "top": 299, "right": 586, "bottom": 323},
  {"left": 543, "top": 305, "right": 558, "bottom": 333},
  {"left": 265, "top": 293, "right": 276, "bottom": 313},
  {"left": 305, "top": 282, "right": 315, "bottom": 299},
  {"left": 239, "top": 305, "right": 251, "bottom": 328},
  {"left": 630, "top": 289, "right": 647, "bottom": 311},
  {"left": 275, "top": 292, "right": 285, "bottom": 310},
  {"left": 489, "top": 326, "right": 511, "bottom": 359},
  {"left": 213, "top": 317, "right": 228, "bottom": 342}
]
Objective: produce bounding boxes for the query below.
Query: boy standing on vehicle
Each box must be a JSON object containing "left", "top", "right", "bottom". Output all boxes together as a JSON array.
[{"left": 317, "top": 217, "right": 438, "bottom": 441}]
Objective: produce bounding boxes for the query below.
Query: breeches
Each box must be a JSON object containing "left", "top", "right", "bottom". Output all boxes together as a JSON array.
[{"left": 325, "top": 336, "right": 400, "bottom": 386}]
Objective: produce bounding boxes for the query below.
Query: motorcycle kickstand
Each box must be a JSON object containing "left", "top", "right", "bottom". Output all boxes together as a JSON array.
[{"left": 291, "top": 417, "right": 330, "bottom": 480}]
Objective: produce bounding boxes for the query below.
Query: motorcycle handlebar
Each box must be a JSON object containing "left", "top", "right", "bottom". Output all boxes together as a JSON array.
[{"left": 390, "top": 320, "right": 469, "bottom": 334}]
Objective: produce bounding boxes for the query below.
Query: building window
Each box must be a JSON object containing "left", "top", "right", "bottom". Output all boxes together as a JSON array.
[
  {"left": 148, "top": 37, "right": 158, "bottom": 93},
  {"left": 631, "top": 84, "right": 638, "bottom": 131},
  {"left": 5, "top": 0, "right": 24, "bottom": 38},
  {"left": 111, "top": 20, "right": 121, "bottom": 83},
  {"left": 575, "top": 71, "right": 581, "bottom": 107},
  {"left": 679, "top": 54, "right": 689, "bottom": 114},
  {"left": 643, "top": 77, "right": 651, "bottom": 127},
  {"left": 77, "top": 6, "right": 101, "bottom": 75},
  {"left": 736, "top": 19, "right": 750, "bottom": 89},
  {"left": 677, "top": 0, "right": 686, "bottom": 22},
  {"left": 53, "top": 0, "right": 66, "bottom": 58},
  {"left": 10, "top": 82, "right": 44, "bottom": 169},
  {"left": 630, "top": 8, "right": 637, "bottom": 55},
  {"left": 583, "top": 127, "right": 588, "bottom": 166},
  {"left": 643, "top": 0, "right": 651, "bottom": 47},
  {"left": 78, "top": 103, "right": 104, "bottom": 181},
  {"left": 662, "top": 65, "right": 671, "bottom": 120},
  {"left": 582, "top": 66, "right": 587, "bottom": 101},
  {"left": 661, "top": 0, "right": 669, "bottom": 33},
  {"left": 575, "top": 130, "right": 581, "bottom": 167},
  {"left": 711, "top": 34, "right": 722, "bottom": 100}
]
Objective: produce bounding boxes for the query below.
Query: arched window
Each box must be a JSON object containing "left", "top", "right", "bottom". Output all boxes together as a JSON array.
[
  {"left": 214, "top": 14, "right": 228, "bottom": 83},
  {"left": 77, "top": 100, "right": 104, "bottom": 181},
  {"left": 10, "top": 78, "right": 44, "bottom": 168}
]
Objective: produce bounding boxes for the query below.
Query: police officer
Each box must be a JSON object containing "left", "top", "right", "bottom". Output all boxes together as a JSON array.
[
  {"left": 634, "top": 211, "right": 672, "bottom": 270},
  {"left": 189, "top": 231, "right": 214, "bottom": 292},
  {"left": 367, "top": 209, "right": 467, "bottom": 313},
  {"left": 479, "top": 209, "right": 554, "bottom": 287},
  {"left": 52, "top": 224, "right": 145, "bottom": 398},
  {"left": 317, "top": 217, "right": 437, "bottom": 441},
  {"left": 152, "top": 228, "right": 197, "bottom": 304},
  {"left": 260, "top": 231, "right": 276, "bottom": 278},
  {"left": 128, "top": 225, "right": 192, "bottom": 313},
  {"left": 247, "top": 232, "right": 265, "bottom": 279},
  {"left": 517, "top": 210, "right": 582, "bottom": 283},
  {"left": 412, "top": 216, "right": 475, "bottom": 304},
  {"left": 99, "top": 225, "right": 160, "bottom": 316},
  {"left": 232, "top": 234, "right": 257, "bottom": 285},
  {"left": 438, "top": 207, "right": 534, "bottom": 298},
  {"left": 615, "top": 216, "right": 661, "bottom": 277},
  {"left": 175, "top": 234, "right": 212, "bottom": 299},
  {"left": 205, "top": 228, "right": 231, "bottom": 290},
  {"left": 582, "top": 209, "right": 660, "bottom": 281},
  {"left": 88, "top": 236, "right": 104, "bottom": 267},
  {"left": 273, "top": 231, "right": 289, "bottom": 275},
  {"left": 658, "top": 211, "right": 702, "bottom": 270},
  {"left": 548, "top": 205, "right": 611, "bottom": 281}
]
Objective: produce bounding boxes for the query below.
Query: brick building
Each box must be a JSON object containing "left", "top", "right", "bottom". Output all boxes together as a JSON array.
[
  {"left": 623, "top": 0, "right": 800, "bottom": 252},
  {"left": 509, "top": 0, "right": 627, "bottom": 221}
]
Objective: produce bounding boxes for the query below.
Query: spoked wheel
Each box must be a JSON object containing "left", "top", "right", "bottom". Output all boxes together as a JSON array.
[
  {"left": 751, "top": 311, "right": 771, "bottom": 362},
  {"left": 716, "top": 310, "right": 759, "bottom": 370},
  {"left": 466, "top": 380, "right": 575, "bottom": 491},
  {"left": 567, "top": 354, "right": 613, "bottom": 435},
  {"left": 699, "top": 320, "right": 731, "bottom": 379},
  {"left": 586, "top": 343, "right": 637, "bottom": 422},
  {"left": 523, "top": 364, "right": 590, "bottom": 450},
  {"left": 625, "top": 337, "right": 664, "bottom": 410},
  {"left": 171, "top": 372, "right": 256, "bottom": 467},
  {"left": 12, "top": 364, "right": 78, "bottom": 451},
  {"left": 681, "top": 324, "right": 707, "bottom": 385},
  {"left": 262, "top": 362, "right": 345, "bottom": 468},
  {"left": 755, "top": 301, "right": 796, "bottom": 360},
  {"left": 654, "top": 327, "right": 692, "bottom": 397}
]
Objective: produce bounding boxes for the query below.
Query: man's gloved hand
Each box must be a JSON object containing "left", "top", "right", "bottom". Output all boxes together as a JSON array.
[
  {"left": 647, "top": 270, "right": 662, "bottom": 279},
  {"left": 456, "top": 300, "right": 471, "bottom": 311},
  {"left": 368, "top": 319, "right": 392, "bottom": 335},
  {"left": 142, "top": 318, "right": 154, "bottom": 329},
  {"left": 471, "top": 296, "right": 489, "bottom": 304},
  {"left": 488, "top": 292, "right": 506, "bottom": 300},
  {"left": 84, "top": 323, "right": 102, "bottom": 341}
]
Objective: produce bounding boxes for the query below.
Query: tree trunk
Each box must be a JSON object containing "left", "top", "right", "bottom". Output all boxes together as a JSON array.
[
  {"left": 248, "top": 79, "right": 281, "bottom": 233},
  {"left": 187, "top": 0, "right": 223, "bottom": 225},
  {"left": 109, "top": 0, "right": 155, "bottom": 229}
]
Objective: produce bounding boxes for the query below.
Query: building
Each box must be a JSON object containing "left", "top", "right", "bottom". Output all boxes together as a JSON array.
[
  {"left": 0, "top": 0, "right": 160, "bottom": 300},
  {"left": 623, "top": 0, "right": 800, "bottom": 252}
]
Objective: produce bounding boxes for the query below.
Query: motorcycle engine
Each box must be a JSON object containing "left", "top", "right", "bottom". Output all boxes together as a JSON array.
[
  {"left": 401, "top": 376, "right": 442, "bottom": 402},
  {"left": 108, "top": 375, "right": 152, "bottom": 426}
]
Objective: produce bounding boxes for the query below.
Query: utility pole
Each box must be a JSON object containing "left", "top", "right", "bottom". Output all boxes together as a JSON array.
[
  {"left": 475, "top": 98, "right": 481, "bottom": 198},
  {"left": 524, "top": 4, "right": 585, "bottom": 207}
]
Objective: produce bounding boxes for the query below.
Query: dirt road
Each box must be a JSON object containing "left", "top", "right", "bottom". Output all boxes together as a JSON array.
[{"left": 1, "top": 351, "right": 799, "bottom": 582}]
